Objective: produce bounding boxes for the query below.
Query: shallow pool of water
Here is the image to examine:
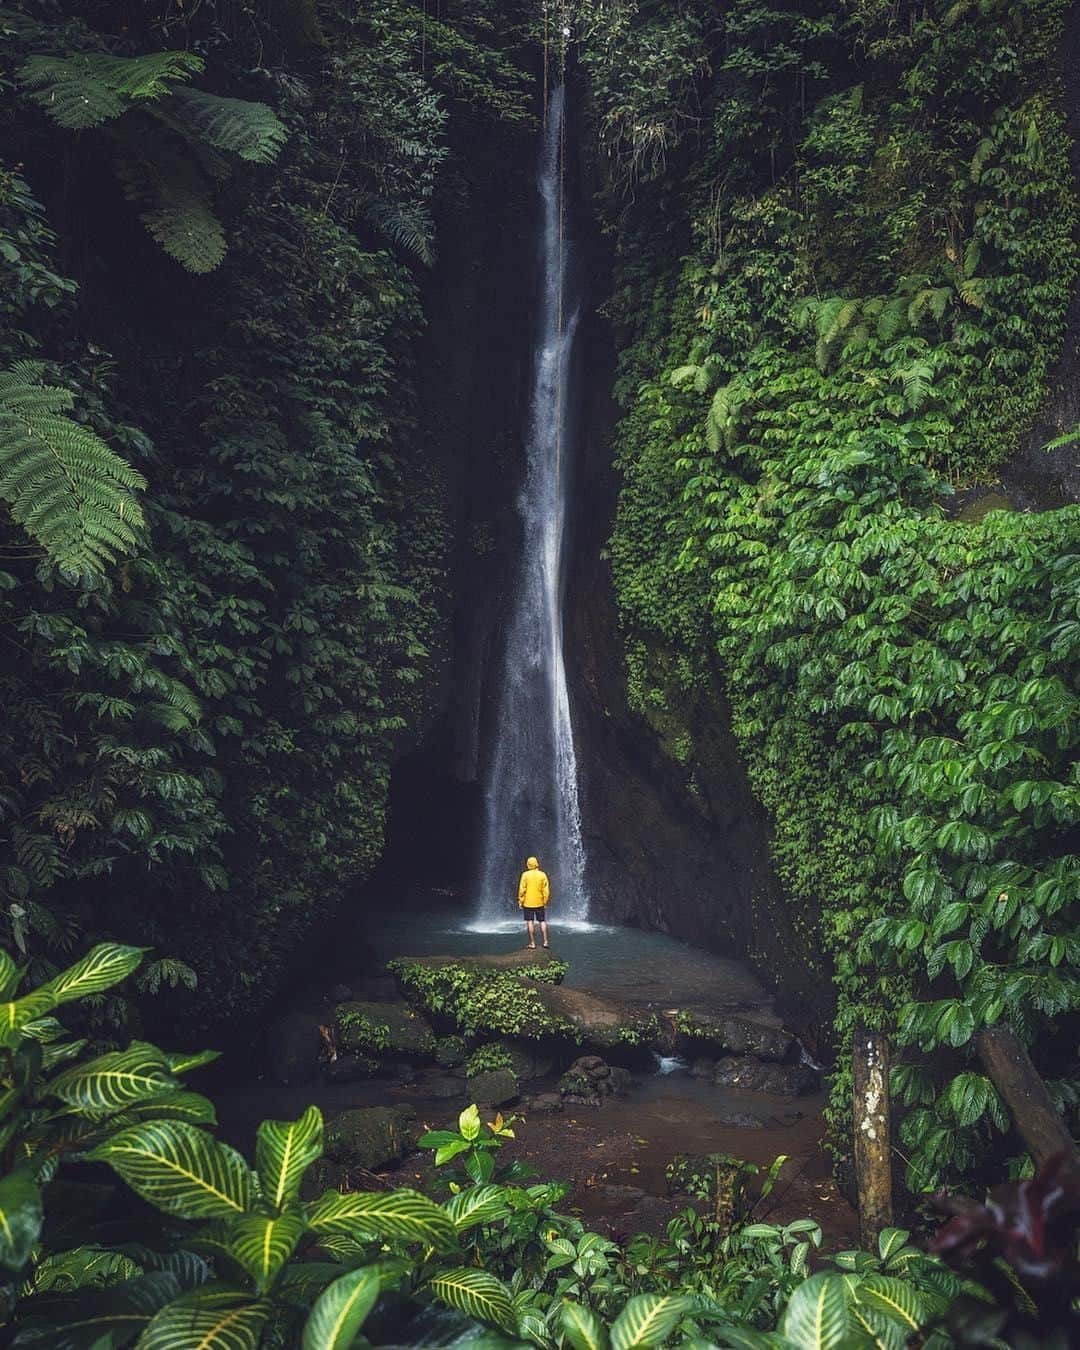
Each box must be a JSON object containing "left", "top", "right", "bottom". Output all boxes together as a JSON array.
[{"left": 367, "top": 908, "right": 772, "bottom": 1015}]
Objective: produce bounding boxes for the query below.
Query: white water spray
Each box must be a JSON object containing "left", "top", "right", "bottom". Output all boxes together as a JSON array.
[{"left": 473, "top": 84, "right": 589, "bottom": 927}]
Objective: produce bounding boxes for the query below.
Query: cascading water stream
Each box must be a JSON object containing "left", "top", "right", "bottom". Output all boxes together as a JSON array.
[{"left": 471, "top": 83, "right": 589, "bottom": 929}]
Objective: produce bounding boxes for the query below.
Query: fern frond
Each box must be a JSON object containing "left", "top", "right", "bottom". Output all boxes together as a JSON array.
[
  {"left": 907, "top": 286, "right": 953, "bottom": 327},
  {"left": 0, "top": 362, "right": 146, "bottom": 577},
  {"left": 360, "top": 197, "right": 436, "bottom": 266},
  {"left": 113, "top": 131, "right": 226, "bottom": 273},
  {"left": 970, "top": 136, "right": 995, "bottom": 183},
  {"left": 165, "top": 87, "right": 287, "bottom": 164},
  {"left": 895, "top": 359, "right": 935, "bottom": 411},
  {"left": 962, "top": 238, "right": 981, "bottom": 279},
  {"left": 876, "top": 295, "right": 910, "bottom": 342},
  {"left": 707, "top": 382, "right": 740, "bottom": 453},
  {"left": 17, "top": 51, "right": 203, "bottom": 129}
]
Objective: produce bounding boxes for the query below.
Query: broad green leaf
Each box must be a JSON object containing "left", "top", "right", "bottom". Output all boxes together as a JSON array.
[
  {"left": 32, "top": 1244, "right": 142, "bottom": 1293},
  {"left": 137, "top": 1286, "right": 269, "bottom": 1349},
  {"left": 45, "top": 943, "right": 146, "bottom": 1005},
  {"left": 227, "top": 1213, "right": 305, "bottom": 1291},
  {"left": 0, "top": 948, "right": 20, "bottom": 999},
  {"left": 877, "top": 1229, "right": 910, "bottom": 1263},
  {"left": 0, "top": 1170, "right": 42, "bottom": 1270},
  {"left": 89, "top": 1120, "right": 253, "bottom": 1219},
  {"left": 712, "top": 1330, "right": 788, "bottom": 1349},
  {"left": 610, "top": 1293, "right": 692, "bottom": 1350},
  {"left": 10, "top": 1269, "right": 181, "bottom": 1348},
  {"left": 849, "top": 1302, "right": 907, "bottom": 1350},
  {"left": 166, "top": 1048, "right": 221, "bottom": 1076},
  {"left": 19, "top": 1015, "right": 64, "bottom": 1043},
  {"left": 856, "top": 1275, "right": 927, "bottom": 1331},
  {"left": 459, "top": 1103, "right": 481, "bottom": 1140},
  {"left": 302, "top": 1266, "right": 380, "bottom": 1350},
  {"left": 307, "top": 1188, "right": 456, "bottom": 1252},
  {"left": 429, "top": 1267, "right": 517, "bottom": 1336},
  {"left": 780, "top": 1272, "right": 852, "bottom": 1349},
  {"left": 444, "top": 1183, "right": 513, "bottom": 1231},
  {"left": 123, "top": 1090, "right": 217, "bottom": 1126},
  {"left": 50, "top": 1042, "right": 177, "bottom": 1115},
  {"left": 561, "top": 1299, "right": 610, "bottom": 1350},
  {"left": 0, "top": 990, "right": 59, "bottom": 1047},
  {"left": 256, "top": 1104, "right": 322, "bottom": 1212}
]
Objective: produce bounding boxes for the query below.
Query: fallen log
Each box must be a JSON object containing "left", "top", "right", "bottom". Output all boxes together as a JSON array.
[
  {"left": 852, "top": 1026, "right": 893, "bottom": 1250},
  {"left": 974, "top": 1025, "right": 1077, "bottom": 1166}
]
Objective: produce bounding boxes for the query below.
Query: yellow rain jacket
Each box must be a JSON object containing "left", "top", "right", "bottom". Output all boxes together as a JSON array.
[{"left": 518, "top": 857, "right": 550, "bottom": 909}]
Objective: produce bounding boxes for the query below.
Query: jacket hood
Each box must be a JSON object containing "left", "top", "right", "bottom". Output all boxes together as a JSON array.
[{"left": 526, "top": 856, "right": 539, "bottom": 869}]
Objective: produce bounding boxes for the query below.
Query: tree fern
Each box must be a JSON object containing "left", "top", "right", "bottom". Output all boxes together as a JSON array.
[
  {"left": 113, "top": 130, "right": 226, "bottom": 274},
  {"left": 0, "top": 363, "right": 146, "bottom": 577},
  {"left": 876, "top": 295, "right": 911, "bottom": 342},
  {"left": 166, "top": 88, "right": 287, "bottom": 164},
  {"left": 360, "top": 197, "right": 436, "bottom": 266},
  {"left": 17, "top": 51, "right": 204, "bottom": 130}
]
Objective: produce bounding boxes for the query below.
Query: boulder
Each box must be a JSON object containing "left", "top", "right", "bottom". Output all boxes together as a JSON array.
[
  {"left": 504, "top": 1041, "right": 555, "bottom": 1081},
  {"left": 674, "top": 1011, "right": 794, "bottom": 1062},
  {"left": 712, "top": 1057, "right": 818, "bottom": 1096},
  {"left": 333, "top": 1001, "right": 435, "bottom": 1059},
  {"left": 466, "top": 1069, "right": 520, "bottom": 1106},
  {"left": 266, "top": 1011, "right": 322, "bottom": 1086},
  {"left": 534, "top": 986, "right": 659, "bottom": 1051},
  {"left": 559, "top": 1056, "right": 633, "bottom": 1106},
  {"left": 525, "top": 1092, "right": 563, "bottom": 1113},
  {"left": 689, "top": 1057, "right": 716, "bottom": 1078},
  {"left": 322, "top": 1054, "right": 379, "bottom": 1083},
  {"left": 417, "top": 1073, "right": 467, "bottom": 1100},
  {"left": 324, "top": 1105, "right": 418, "bottom": 1171},
  {"left": 300, "top": 1157, "right": 348, "bottom": 1201},
  {"left": 434, "top": 1035, "right": 468, "bottom": 1068}
]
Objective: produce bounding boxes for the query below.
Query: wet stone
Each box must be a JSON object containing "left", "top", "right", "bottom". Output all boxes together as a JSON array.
[
  {"left": 325, "top": 1105, "right": 417, "bottom": 1171},
  {"left": 467, "top": 1068, "right": 520, "bottom": 1106},
  {"left": 712, "top": 1056, "right": 819, "bottom": 1096}
]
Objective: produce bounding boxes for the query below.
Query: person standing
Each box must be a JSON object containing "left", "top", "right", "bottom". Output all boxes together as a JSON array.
[{"left": 518, "top": 855, "right": 550, "bottom": 949}]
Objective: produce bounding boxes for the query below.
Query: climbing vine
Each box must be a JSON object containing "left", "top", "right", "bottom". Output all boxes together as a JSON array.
[{"left": 579, "top": 0, "right": 1080, "bottom": 1189}]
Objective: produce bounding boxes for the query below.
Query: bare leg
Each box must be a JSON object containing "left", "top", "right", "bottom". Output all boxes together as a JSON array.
[
  {"left": 541, "top": 920, "right": 549, "bottom": 948},
  {"left": 526, "top": 918, "right": 536, "bottom": 948}
]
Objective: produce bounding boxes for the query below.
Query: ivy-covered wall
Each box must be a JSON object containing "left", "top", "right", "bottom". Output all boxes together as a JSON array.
[
  {"left": 576, "top": 0, "right": 1080, "bottom": 1191},
  {"left": 0, "top": 0, "right": 538, "bottom": 1028}
]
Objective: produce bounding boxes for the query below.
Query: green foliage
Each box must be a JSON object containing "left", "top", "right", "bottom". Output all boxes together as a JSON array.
[
  {"left": 0, "top": 0, "right": 537, "bottom": 1024},
  {"left": 583, "top": 0, "right": 1080, "bottom": 1192},
  {"left": 466, "top": 1041, "right": 516, "bottom": 1076},
  {"left": 391, "top": 959, "right": 573, "bottom": 1040},
  {"left": 0, "top": 361, "right": 146, "bottom": 576}
]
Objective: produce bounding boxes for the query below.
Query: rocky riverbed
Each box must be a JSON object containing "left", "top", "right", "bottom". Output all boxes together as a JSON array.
[{"left": 211, "top": 923, "right": 856, "bottom": 1242}]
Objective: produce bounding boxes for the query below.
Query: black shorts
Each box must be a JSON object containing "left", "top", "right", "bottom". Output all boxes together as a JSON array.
[{"left": 523, "top": 907, "right": 547, "bottom": 923}]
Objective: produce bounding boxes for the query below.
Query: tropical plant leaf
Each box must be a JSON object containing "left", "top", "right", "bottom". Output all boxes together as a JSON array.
[
  {"left": 226, "top": 1213, "right": 306, "bottom": 1292},
  {"left": 0, "top": 948, "right": 20, "bottom": 999},
  {"left": 610, "top": 1293, "right": 693, "bottom": 1349},
  {"left": 780, "top": 1272, "right": 852, "bottom": 1348},
  {"left": 165, "top": 1049, "right": 221, "bottom": 1077},
  {"left": 45, "top": 943, "right": 146, "bottom": 1005},
  {"left": 137, "top": 1285, "right": 269, "bottom": 1350},
  {"left": 88, "top": 1120, "right": 253, "bottom": 1219},
  {"left": 444, "top": 1183, "right": 513, "bottom": 1232},
  {"left": 302, "top": 1266, "right": 380, "bottom": 1350},
  {"left": 17, "top": 51, "right": 203, "bottom": 129},
  {"left": 10, "top": 1269, "right": 183, "bottom": 1348},
  {"left": 49, "top": 1042, "right": 176, "bottom": 1116},
  {"left": 561, "top": 1299, "right": 610, "bottom": 1350},
  {"left": 255, "top": 1105, "right": 322, "bottom": 1213},
  {"left": 0, "top": 1170, "right": 42, "bottom": 1271},
  {"left": 122, "top": 1090, "right": 217, "bottom": 1126},
  {"left": 306, "top": 1188, "right": 457, "bottom": 1252},
  {"left": 429, "top": 1267, "right": 518, "bottom": 1336},
  {"left": 856, "top": 1275, "right": 926, "bottom": 1331},
  {"left": 166, "top": 88, "right": 287, "bottom": 164}
]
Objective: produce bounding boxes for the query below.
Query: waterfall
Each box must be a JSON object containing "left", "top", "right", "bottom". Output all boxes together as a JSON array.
[{"left": 472, "top": 84, "right": 589, "bottom": 929}]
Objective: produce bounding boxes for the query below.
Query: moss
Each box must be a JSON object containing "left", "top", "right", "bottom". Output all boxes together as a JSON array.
[{"left": 388, "top": 958, "right": 577, "bottom": 1041}]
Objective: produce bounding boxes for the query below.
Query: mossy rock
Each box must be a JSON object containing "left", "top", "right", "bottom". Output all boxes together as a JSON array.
[
  {"left": 333, "top": 1000, "right": 435, "bottom": 1059},
  {"left": 466, "top": 1068, "right": 519, "bottom": 1106},
  {"left": 434, "top": 1034, "right": 468, "bottom": 1068},
  {"left": 672, "top": 1010, "right": 793, "bottom": 1062},
  {"left": 388, "top": 957, "right": 576, "bottom": 1041},
  {"left": 324, "top": 1105, "right": 418, "bottom": 1171}
]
